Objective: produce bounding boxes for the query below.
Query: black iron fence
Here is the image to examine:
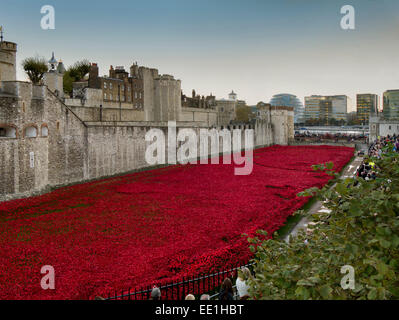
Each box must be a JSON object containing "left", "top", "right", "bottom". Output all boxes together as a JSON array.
[{"left": 104, "top": 262, "right": 254, "bottom": 300}]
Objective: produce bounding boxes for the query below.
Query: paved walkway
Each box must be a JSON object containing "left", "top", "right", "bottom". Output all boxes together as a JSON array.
[{"left": 284, "top": 155, "right": 364, "bottom": 243}]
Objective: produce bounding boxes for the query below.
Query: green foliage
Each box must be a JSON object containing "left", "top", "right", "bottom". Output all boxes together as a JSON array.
[
  {"left": 236, "top": 105, "right": 253, "bottom": 123},
  {"left": 21, "top": 56, "right": 48, "bottom": 85},
  {"left": 63, "top": 59, "right": 91, "bottom": 95},
  {"left": 247, "top": 153, "right": 399, "bottom": 300},
  {"left": 63, "top": 72, "right": 74, "bottom": 97}
]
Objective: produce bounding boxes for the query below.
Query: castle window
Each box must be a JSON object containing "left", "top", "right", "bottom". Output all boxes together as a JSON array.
[
  {"left": 41, "top": 125, "right": 48, "bottom": 137},
  {"left": 24, "top": 126, "right": 38, "bottom": 138},
  {"left": 139, "top": 92, "right": 142, "bottom": 99},
  {"left": 0, "top": 126, "right": 17, "bottom": 138},
  {"left": 104, "top": 82, "right": 107, "bottom": 89},
  {"left": 104, "top": 93, "right": 107, "bottom": 100}
]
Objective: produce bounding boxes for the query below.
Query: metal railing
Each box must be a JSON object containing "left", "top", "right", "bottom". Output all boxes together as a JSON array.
[{"left": 104, "top": 262, "right": 254, "bottom": 300}]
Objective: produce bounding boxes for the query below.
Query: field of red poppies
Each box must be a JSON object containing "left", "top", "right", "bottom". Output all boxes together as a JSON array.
[{"left": 0, "top": 145, "right": 354, "bottom": 300}]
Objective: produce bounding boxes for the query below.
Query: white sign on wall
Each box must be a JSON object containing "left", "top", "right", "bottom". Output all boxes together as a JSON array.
[{"left": 29, "top": 152, "right": 35, "bottom": 168}]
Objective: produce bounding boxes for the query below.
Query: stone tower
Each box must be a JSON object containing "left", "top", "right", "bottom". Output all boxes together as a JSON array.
[
  {"left": 43, "top": 52, "right": 65, "bottom": 98},
  {"left": 0, "top": 40, "right": 17, "bottom": 85}
]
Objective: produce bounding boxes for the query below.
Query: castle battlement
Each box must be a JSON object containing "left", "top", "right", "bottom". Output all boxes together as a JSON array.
[
  {"left": 0, "top": 81, "right": 47, "bottom": 100},
  {"left": 0, "top": 41, "right": 17, "bottom": 52},
  {"left": 0, "top": 41, "right": 17, "bottom": 83},
  {"left": 1, "top": 38, "right": 294, "bottom": 201}
]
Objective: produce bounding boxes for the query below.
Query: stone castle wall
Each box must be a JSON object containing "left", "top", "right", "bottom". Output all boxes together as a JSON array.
[
  {"left": 0, "top": 81, "right": 288, "bottom": 200},
  {"left": 179, "top": 107, "right": 218, "bottom": 126},
  {"left": 0, "top": 81, "right": 87, "bottom": 197},
  {"left": 0, "top": 41, "right": 17, "bottom": 85}
]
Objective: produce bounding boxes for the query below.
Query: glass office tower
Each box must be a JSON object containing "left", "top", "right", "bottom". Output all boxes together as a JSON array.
[
  {"left": 269, "top": 93, "right": 305, "bottom": 124},
  {"left": 357, "top": 94, "right": 379, "bottom": 124},
  {"left": 383, "top": 90, "right": 399, "bottom": 119}
]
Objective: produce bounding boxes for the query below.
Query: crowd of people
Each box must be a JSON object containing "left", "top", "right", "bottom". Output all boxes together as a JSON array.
[
  {"left": 356, "top": 134, "right": 398, "bottom": 180},
  {"left": 149, "top": 266, "right": 253, "bottom": 301},
  {"left": 295, "top": 132, "right": 367, "bottom": 143}
]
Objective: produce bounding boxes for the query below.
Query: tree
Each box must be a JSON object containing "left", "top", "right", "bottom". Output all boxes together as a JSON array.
[
  {"left": 21, "top": 56, "right": 48, "bottom": 85},
  {"left": 63, "top": 60, "right": 91, "bottom": 95},
  {"left": 236, "top": 105, "right": 252, "bottom": 123},
  {"left": 247, "top": 147, "right": 399, "bottom": 300}
]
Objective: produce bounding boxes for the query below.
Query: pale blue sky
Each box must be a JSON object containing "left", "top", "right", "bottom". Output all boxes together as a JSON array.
[{"left": 1, "top": 0, "right": 399, "bottom": 109}]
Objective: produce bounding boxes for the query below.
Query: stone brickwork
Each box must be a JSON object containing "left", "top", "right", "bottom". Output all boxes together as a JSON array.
[
  {"left": 369, "top": 115, "right": 399, "bottom": 143},
  {"left": 0, "top": 81, "right": 293, "bottom": 200},
  {"left": 0, "top": 81, "right": 87, "bottom": 198},
  {"left": 0, "top": 39, "right": 294, "bottom": 200},
  {"left": 0, "top": 41, "right": 17, "bottom": 86},
  {"left": 0, "top": 80, "right": 277, "bottom": 200}
]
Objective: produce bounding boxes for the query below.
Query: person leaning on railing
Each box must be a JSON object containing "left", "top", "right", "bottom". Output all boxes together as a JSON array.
[{"left": 236, "top": 267, "right": 253, "bottom": 300}]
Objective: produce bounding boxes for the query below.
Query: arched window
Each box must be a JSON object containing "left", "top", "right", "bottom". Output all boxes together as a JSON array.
[
  {"left": 41, "top": 125, "right": 49, "bottom": 137},
  {"left": 25, "top": 126, "right": 38, "bottom": 138},
  {"left": 0, "top": 126, "right": 17, "bottom": 138}
]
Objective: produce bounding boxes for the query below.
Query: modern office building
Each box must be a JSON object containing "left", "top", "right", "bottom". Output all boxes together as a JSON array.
[
  {"left": 269, "top": 93, "right": 304, "bottom": 124},
  {"left": 356, "top": 94, "right": 379, "bottom": 124},
  {"left": 304, "top": 95, "right": 350, "bottom": 124},
  {"left": 331, "top": 95, "right": 350, "bottom": 122},
  {"left": 304, "top": 95, "right": 324, "bottom": 122},
  {"left": 383, "top": 90, "right": 399, "bottom": 119}
]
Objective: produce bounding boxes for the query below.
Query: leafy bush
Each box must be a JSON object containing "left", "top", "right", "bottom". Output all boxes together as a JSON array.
[
  {"left": 247, "top": 145, "right": 399, "bottom": 300},
  {"left": 63, "top": 60, "right": 91, "bottom": 95},
  {"left": 21, "top": 56, "right": 48, "bottom": 85}
]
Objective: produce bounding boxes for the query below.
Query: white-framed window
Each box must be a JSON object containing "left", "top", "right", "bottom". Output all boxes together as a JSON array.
[
  {"left": 134, "top": 92, "right": 137, "bottom": 99},
  {"left": 121, "top": 85, "right": 124, "bottom": 91},
  {"left": 110, "top": 83, "right": 113, "bottom": 89},
  {"left": 139, "top": 92, "right": 142, "bottom": 99},
  {"left": 25, "top": 126, "right": 37, "bottom": 138},
  {"left": 128, "top": 96, "right": 131, "bottom": 102},
  {"left": 104, "top": 93, "right": 107, "bottom": 100},
  {"left": 104, "top": 82, "right": 107, "bottom": 89},
  {"left": 110, "top": 94, "right": 113, "bottom": 101},
  {"left": 41, "top": 126, "right": 48, "bottom": 137},
  {"left": 128, "top": 86, "right": 131, "bottom": 92}
]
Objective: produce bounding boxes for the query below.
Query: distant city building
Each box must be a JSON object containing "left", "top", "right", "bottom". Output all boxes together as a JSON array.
[
  {"left": 331, "top": 95, "right": 350, "bottom": 122},
  {"left": 216, "top": 91, "right": 240, "bottom": 125},
  {"left": 383, "top": 90, "right": 399, "bottom": 119},
  {"left": 269, "top": 93, "right": 304, "bottom": 124},
  {"left": 369, "top": 115, "right": 399, "bottom": 143},
  {"left": 356, "top": 94, "right": 379, "bottom": 124},
  {"left": 304, "top": 95, "right": 325, "bottom": 122},
  {"left": 304, "top": 95, "right": 350, "bottom": 125},
  {"left": 181, "top": 89, "right": 216, "bottom": 109},
  {"left": 87, "top": 63, "right": 144, "bottom": 109}
]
